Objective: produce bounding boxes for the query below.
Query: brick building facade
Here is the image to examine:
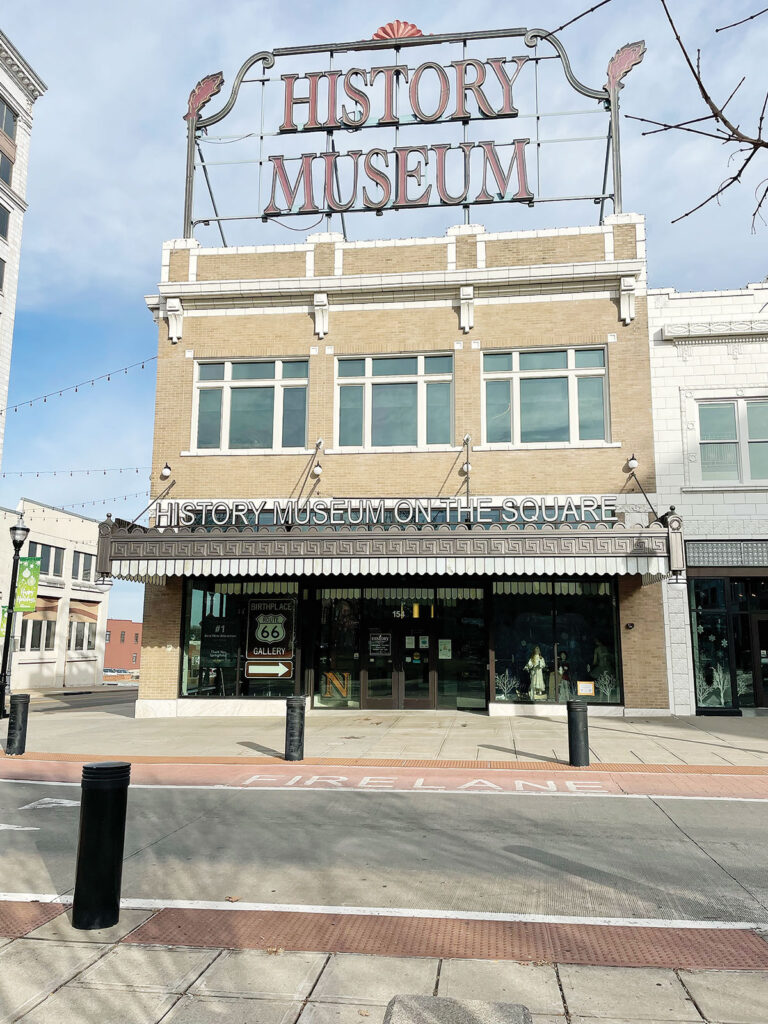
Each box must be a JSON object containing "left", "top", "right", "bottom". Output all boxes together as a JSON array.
[{"left": 97, "top": 214, "right": 685, "bottom": 717}]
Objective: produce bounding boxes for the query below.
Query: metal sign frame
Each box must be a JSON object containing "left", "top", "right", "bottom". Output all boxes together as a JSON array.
[{"left": 182, "top": 24, "right": 644, "bottom": 241}]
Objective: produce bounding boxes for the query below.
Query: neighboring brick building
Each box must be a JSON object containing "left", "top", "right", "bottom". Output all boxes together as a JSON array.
[
  {"left": 649, "top": 283, "right": 768, "bottom": 715},
  {"left": 104, "top": 619, "right": 142, "bottom": 673},
  {"left": 97, "top": 215, "right": 685, "bottom": 718}
]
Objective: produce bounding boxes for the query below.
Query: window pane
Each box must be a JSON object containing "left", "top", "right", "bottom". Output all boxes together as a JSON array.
[
  {"left": 521, "top": 378, "right": 569, "bottom": 442},
  {"left": 483, "top": 353, "right": 512, "bottom": 372},
  {"left": 197, "top": 389, "right": 222, "bottom": 448},
  {"left": 575, "top": 349, "right": 605, "bottom": 368},
  {"left": 699, "top": 403, "right": 736, "bottom": 440},
  {"left": 19, "top": 620, "right": 27, "bottom": 649},
  {"left": 45, "top": 621, "right": 56, "bottom": 651},
  {"left": 747, "top": 401, "right": 768, "bottom": 440},
  {"left": 700, "top": 442, "right": 739, "bottom": 480},
  {"left": 87, "top": 623, "right": 96, "bottom": 651},
  {"left": 229, "top": 387, "right": 274, "bottom": 448},
  {"left": 3, "top": 104, "right": 15, "bottom": 140},
  {"left": 72, "top": 552, "right": 80, "bottom": 579},
  {"left": 281, "top": 387, "right": 307, "bottom": 447},
  {"left": 30, "top": 620, "right": 42, "bottom": 651},
  {"left": 282, "top": 360, "right": 308, "bottom": 379},
  {"left": 520, "top": 350, "right": 567, "bottom": 371},
  {"left": 338, "top": 359, "right": 365, "bottom": 377},
  {"left": 0, "top": 204, "right": 8, "bottom": 240},
  {"left": 75, "top": 621, "right": 85, "bottom": 651},
  {"left": 339, "top": 386, "right": 363, "bottom": 446},
  {"left": 371, "top": 383, "right": 417, "bottom": 445},
  {"left": 0, "top": 258, "right": 4, "bottom": 291},
  {"left": 426, "top": 382, "right": 451, "bottom": 444},
  {"left": 53, "top": 548, "right": 63, "bottom": 576},
  {"left": 748, "top": 441, "right": 768, "bottom": 479},
  {"left": 485, "top": 380, "right": 512, "bottom": 443},
  {"left": 39, "top": 546, "right": 51, "bottom": 575},
  {"left": 578, "top": 377, "right": 605, "bottom": 440},
  {"left": 83, "top": 554, "right": 92, "bottom": 581},
  {"left": 372, "top": 357, "right": 418, "bottom": 376},
  {"left": 425, "top": 355, "right": 453, "bottom": 374},
  {"left": 232, "top": 361, "right": 275, "bottom": 380},
  {"left": 0, "top": 154, "right": 11, "bottom": 187},
  {"left": 198, "top": 363, "right": 225, "bottom": 381}
]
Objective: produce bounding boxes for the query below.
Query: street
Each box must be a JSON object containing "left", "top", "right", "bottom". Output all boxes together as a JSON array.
[{"left": 2, "top": 779, "right": 767, "bottom": 925}]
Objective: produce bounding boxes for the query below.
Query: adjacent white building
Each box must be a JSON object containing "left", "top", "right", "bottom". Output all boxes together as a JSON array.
[
  {"left": 0, "top": 31, "right": 46, "bottom": 467},
  {"left": 649, "top": 282, "right": 768, "bottom": 715},
  {"left": 0, "top": 499, "right": 110, "bottom": 692}
]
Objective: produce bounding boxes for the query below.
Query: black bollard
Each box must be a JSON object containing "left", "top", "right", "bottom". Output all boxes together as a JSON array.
[
  {"left": 284, "top": 695, "right": 306, "bottom": 761},
  {"left": 5, "top": 693, "right": 30, "bottom": 756},
  {"left": 72, "top": 762, "right": 131, "bottom": 930},
  {"left": 567, "top": 699, "right": 590, "bottom": 767}
]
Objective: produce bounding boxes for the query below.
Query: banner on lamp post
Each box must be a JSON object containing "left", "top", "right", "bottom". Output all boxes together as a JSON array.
[
  {"left": 0, "top": 606, "right": 7, "bottom": 641},
  {"left": 14, "top": 557, "right": 41, "bottom": 612}
]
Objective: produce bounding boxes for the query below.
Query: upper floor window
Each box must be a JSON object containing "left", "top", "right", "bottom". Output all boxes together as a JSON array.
[
  {"left": 0, "top": 98, "right": 17, "bottom": 141},
  {"left": 105, "top": 630, "right": 111, "bottom": 643},
  {"left": 28, "top": 541, "right": 64, "bottom": 577},
  {"left": 72, "top": 550, "right": 94, "bottom": 582},
  {"left": 0, "top": 203, "right": 8, "bottom": 241},
  {"left": 19, "top": 618, "right": 56, "bottom": 653},
  {"left": 0, "top": 257, "right": 4, "bottom": 292},
  {"left": 336, "top": 354, "right": 453, "bottom": 449},
  {"left": 698, "top": 400, "right": 768, "bottom": 483},
  {"left": 482, "top": 347, "right": 607, "bottom": 446},
  {"left": 194, "top": 359, "right": 308, "bottom": 453},
  {"left": 134, "top": 632, "right": 139, "bottom": 643},
  {"left": 120, "top": 630, "right": 126, "bottom": 643},
  {"left": 0, "top": 153, "right": 11, "bottom": 188},
  {"left": 69, "top": 620, "right": 96, "bottom": 652}
]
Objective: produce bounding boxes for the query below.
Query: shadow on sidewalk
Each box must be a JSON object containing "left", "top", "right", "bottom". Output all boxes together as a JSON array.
[
  {"left": 480, "top": 744, "right": 564, "bottom": 765},
  {"left": 238, "top": 740, "right": 283, "bottom": 758}
]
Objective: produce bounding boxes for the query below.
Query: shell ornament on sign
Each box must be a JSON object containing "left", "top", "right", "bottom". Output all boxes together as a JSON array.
[
  {"left": 372, "top": 20, "right": 423, "bottom": 40},
  {"left": 183, "top": 71, "right": 224, "bottom": 122},
  {"left": 604, "top": 41, "right": 646, "bottom": 93}
]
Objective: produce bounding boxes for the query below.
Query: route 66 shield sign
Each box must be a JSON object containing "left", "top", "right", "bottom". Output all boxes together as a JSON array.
[{"left": 255, "top": 613, "right": 286, "bottom": 644}]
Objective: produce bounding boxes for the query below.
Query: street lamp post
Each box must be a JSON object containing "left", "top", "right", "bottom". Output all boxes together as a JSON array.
[{"left": 0, "top": 515, "right": 31, "bottom": 719}]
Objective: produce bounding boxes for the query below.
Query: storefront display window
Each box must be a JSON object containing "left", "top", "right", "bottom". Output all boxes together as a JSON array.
[
  {"left": 182, "top": 580, "right": 299, "bottom": 698},
  {"left": 492, "top": 579, "right": 620, "bottom": 704}
]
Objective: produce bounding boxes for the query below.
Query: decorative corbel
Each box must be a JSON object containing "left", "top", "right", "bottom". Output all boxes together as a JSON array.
[
  {"left": 619, "top": 277, "right": 636, "bottom": 325},
  {"left": 313, "top": 293, "right": 329, "bottom": 338},
  {"left": 459, "top": 286, "right": 474, "bottom": 334},
  {"left": 165, "top": 298, "right": 184, "bottom": 343}
]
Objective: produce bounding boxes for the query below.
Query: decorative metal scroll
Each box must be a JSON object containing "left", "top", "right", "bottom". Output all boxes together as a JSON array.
[{"left": 181, "top": 24, "right": 645, "bottom": 241}]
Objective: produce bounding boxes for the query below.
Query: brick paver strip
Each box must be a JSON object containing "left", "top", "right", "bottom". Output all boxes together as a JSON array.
[
  {"left": 0, "top": 901, "right": 66, "bottom": 937},
  {"left": 124, "top": 909, "right": 768, "bottom": 970}
]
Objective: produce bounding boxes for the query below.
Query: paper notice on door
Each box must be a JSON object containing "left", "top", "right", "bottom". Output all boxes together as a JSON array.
[
  {"left": 419, "top": 635, "right": 430, "bottom": 649},
  {"left": 405, "top": 635, "right": 415, "bottom": 649},
  {"left": 438, "top": 639, "right": 452, "bottom": 660}
]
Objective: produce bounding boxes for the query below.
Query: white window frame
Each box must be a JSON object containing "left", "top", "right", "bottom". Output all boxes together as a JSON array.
[
  {"left": 19, "top": 618, "right": 55, "bottom": 653},
  {"left": 191, "top": 359, "right": 310, "bottom": 455},
  {"left": 687, "top": 391, "right": 768, "bottom": 487},
  {"left": 333, "top": 354, "right": 455, "bottom": 452},
  {"left": 479, "top": 346, "right": 610, "bottom": 450}
]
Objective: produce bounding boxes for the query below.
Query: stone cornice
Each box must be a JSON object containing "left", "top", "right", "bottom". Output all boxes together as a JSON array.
[
  {"left": 0, "top": 31, "right": 47, "bottom": 103},
  {"left": 663, "top": 319, "right": 768, "bottom": 343}
]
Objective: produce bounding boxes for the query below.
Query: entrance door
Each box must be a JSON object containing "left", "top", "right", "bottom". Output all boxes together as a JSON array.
[
  {"left": 362, "top": 594, "right": 435, "bottom": 709},
  {"left": 752, "top": 617, "right": 768, "bottom": 707}
]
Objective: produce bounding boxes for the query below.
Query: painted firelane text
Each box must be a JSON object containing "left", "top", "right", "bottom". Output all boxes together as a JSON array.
[{"left": 239, "top": 772, "right": 609, "bottom": 794}]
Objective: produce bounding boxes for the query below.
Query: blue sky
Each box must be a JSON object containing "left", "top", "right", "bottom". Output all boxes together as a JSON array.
[{"left": 2, "top": 0, "right": 767, "bottom": 618}]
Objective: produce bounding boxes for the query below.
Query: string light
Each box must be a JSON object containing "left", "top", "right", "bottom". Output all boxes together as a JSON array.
[
  {"left": 0, "top": 356, "right": 157, "bottom": 417},
  {"left": 1, "top": 466, "right": 150, "bottom": 479},
  {"left": 61, "top": 489, "right": 150, "bottom": 511}
]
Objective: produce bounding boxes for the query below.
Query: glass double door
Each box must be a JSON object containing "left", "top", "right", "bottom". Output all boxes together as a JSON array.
[
  {"left": 751, "top": 616, "right": 768, "bottom": 707},
  {"left": 363, "top": 596, "right": 435, "bottom": 709}
]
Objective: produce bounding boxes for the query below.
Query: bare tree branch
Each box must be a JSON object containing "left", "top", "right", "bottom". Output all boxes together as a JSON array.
[
  {"left": 671, "top": 148, "right": 758, "bottom": 223},
  {"left": 654, "top": 0, "right": 768, "bottom": 224},
  {"left": 548, "top": 0, "right": 617, "bottom": 37},
  {"left": 715, "top": 7, "right": 768, "bottom": 33}
]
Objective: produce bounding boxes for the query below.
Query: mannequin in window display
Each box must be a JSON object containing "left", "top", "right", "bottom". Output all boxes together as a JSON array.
[
  {"left": 557, "top": 651, "right": 571, "bottom": 702},
  {"left": 524, "top": 645, "right": 547, "bottom": 700}
]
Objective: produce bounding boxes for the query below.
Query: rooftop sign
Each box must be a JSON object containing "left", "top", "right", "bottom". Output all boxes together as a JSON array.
[{"left": 182, "top": 23, "right": 645, "bottom": 242}]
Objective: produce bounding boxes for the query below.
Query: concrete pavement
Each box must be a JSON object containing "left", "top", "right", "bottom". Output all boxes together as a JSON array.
[
  {"left": 2, "top": 915, "right": 768, "bottom": 1023},
  {"left": 5, "top": 704, "right": 768, "bottom": 766}
]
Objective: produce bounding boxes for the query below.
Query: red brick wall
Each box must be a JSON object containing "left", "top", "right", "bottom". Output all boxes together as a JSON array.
[{"left": 105, "top": 618, "right": 143, "bottom": 671}]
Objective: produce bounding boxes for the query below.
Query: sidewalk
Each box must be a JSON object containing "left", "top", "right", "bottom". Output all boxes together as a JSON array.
[
  {"left": 2, "top": 899, "right": 767, "bottom": 1023},
  {"left": 4, "top": 706, "right": 768, "bottom": 767}
]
